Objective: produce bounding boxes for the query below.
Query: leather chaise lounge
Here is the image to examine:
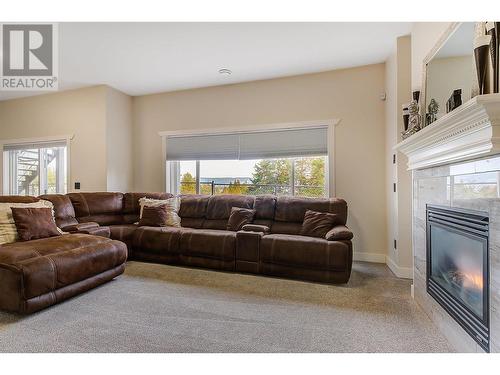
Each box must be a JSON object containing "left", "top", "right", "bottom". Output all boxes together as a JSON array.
[
  {"left": 0, "top": 196, "right": 128, "bottom": 314},
  {"left": 0, "top": 192, "right": 353, "bottom": 314}
]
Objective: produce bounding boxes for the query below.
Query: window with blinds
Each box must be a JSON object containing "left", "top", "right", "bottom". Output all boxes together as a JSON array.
[{"left": 166, "top": 127, "right": 329, "bottom": 198}]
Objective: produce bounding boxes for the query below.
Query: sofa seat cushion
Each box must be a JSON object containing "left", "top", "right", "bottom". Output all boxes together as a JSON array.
[
  {"left": 260, "top": 234, "right": 351, "bottom": 271},
  {"left": 132, "top": 226, "right": 182, "bottom": 254},
  {"left": 0, "top": 234, "right": 127, "bottom": 299},
  {"left": 179, "top": 228, "right": 236, "bottom": 260}
]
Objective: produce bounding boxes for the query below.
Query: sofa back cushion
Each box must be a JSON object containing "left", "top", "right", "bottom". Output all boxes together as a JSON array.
[
  {"left": 206, "top": 195, "right": 254, "bottom": 219},
  {"left": 178, "top": 195, "right": 210, "bottom": 228},
  {"left": 123, "top": 192, "right": 173, "bottom": 214},
  {"left": 202, "top": 195, "right": 255, "bottom": 230},
  {"left": 122, "top": 192, "right": 173, "bottom": 223},
  {"left": 253, "top": 195, "right": 276, "bottom": 227},
  {"left": 67, "top": 192, "right": 124, "bottom": 225},
  {"left": 271, "top": 196, "right": 348, "bottom": 235},
  {"left": 39, "top": 194, "right": 78, "bottom": 229}
]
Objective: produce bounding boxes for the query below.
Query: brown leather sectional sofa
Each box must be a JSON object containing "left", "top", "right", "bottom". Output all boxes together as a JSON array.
[{"left": 0, "top": 192, "right": 353, "bottom": 314}]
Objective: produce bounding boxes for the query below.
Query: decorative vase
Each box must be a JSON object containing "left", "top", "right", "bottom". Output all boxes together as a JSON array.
[
  {"left": 452, "top": 89, "right": 462, "bottom": 109},
  {"left": 412, "top": 90, "right": 420, "bottom": 104},
  {"left": 474, "top": 35, "right": 492, "bottom": 95},
  {"left": 402, "top": 105, "right": 409, "bottom": 131},
  {"left": 428, "top": 98, "right": 438, "bottom": 125}
]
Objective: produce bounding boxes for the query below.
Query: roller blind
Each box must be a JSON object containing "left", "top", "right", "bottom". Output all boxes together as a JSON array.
[
  {"left": 238, "top": 127, "right": 327, "bottom": 159},
  {"left": 3, "top": 140, "right": 67, "bottom": 151},
  {"left": 166, "top": 133, "right": 240, "bottom": 160},
  {"left": 166, "top": 126, "right": 328, "bottom": 161}
]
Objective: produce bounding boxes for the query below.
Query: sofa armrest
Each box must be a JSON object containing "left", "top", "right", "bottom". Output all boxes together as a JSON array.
[
  {"left": 241, "top": 224, "right": 270, "bottom": 234},
  {"left": 325, "top": 225, "right": 353, "bottom": 241},
  {"left": 61, "top": 222, "right": 100, "bottom": 232}
]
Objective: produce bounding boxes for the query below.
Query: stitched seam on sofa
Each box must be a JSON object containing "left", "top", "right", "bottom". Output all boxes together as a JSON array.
[
  {"left": 118, "top": 227, "right": 125, "bottom": 241},
  {"left": 179, "top": 249, "right": 234, "bottom": 261},
  {"left": 45, "top": 255, "right": 58, "bottom": 291},
  {"left": 326, "top": 241, "right": 331, "bottom": 269},
  {"left": 179, "top": 254, "right": 233, "bottom": 263},
  {"left": 167, "top": 231, "right": 174, "bottom": 251},
  {"left": 0, "top": 263, "right": 23, "bottom": 273},
  {"left": 135, "top": 228, "right": 145, "bottom": 247}
]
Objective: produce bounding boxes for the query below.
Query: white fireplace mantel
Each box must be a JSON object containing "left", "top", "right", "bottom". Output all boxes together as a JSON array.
[{"left": 394, "top": 94, "right": 500, "bottom": 170}]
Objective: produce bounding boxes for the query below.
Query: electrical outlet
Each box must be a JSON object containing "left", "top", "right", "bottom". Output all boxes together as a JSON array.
[{"left": 74, "top": 182, "right": 81, "bottom": 190}]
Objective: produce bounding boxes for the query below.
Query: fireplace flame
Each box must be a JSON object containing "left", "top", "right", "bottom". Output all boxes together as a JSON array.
[{"left": 463, "top": 272, "right": 483, "bottom": 290}]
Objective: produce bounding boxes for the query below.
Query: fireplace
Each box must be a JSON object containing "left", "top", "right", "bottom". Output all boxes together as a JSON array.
[{"left": 426, "top": 205, "right": 490, "bottom": 352}]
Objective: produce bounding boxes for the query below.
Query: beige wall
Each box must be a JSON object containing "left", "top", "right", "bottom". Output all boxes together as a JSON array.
[
  {"left": 385, "top": 36, "right": 412, "bottom": 278},
  {"left": 133, "top": 64, "right": 388, "bottom": 258},
  {"left": 106, "top": 87, "right": 133, "bottom": 192},
  {"left": 395, "top": 36, "right": 413, "bottom": 273},
  {"left": 0, "top": 85, "right": 133, "bottom": 193},
  {"left": 385, "top": 42, "right": 398, "bottom": 268},
  {"left": 0, "top": 86, "right": 108, "bottom": 192}
]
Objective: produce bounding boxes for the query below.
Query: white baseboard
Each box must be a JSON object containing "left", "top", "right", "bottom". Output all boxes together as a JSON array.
[
  {"left": 386, "top": 256, "right": 413, "bottom": 279},
  {"left": 353, "top": 252, "right": 413, "bottom": 280},
  {"left": 352, "top": 252, "right": 386, "bottom": 263}
]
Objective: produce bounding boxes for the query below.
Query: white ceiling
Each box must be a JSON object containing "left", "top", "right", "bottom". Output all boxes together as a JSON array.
[{"left": 0, "top": 22, "right": 412, "bottom": 101}]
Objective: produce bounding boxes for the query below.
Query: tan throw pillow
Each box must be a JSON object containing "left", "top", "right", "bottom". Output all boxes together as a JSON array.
[
  {"left": 227, "top": 207, "right": 256, "bottom": 231},
  {"left": 300, "top": 209, "right": 340, "bottom": 238},
  {"left": 11, "top": 207, "right": 62, "bottom": 241},
  {"left": 138, "top": 196, "right": 181, "bottom": 227},
  {"left": 0, "top": 199, "right": 61, "bottom": 245}
]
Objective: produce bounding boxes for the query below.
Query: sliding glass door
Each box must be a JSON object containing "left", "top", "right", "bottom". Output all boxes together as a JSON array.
[{"left": 3, "top": 141, "right": 67, "bottom": 196}]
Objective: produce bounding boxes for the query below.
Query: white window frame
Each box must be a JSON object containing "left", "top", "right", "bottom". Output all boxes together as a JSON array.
[
  {"left": 0, "top": 134, "right": 73, "bottom": 195},
  {"left": 159, "top": 119, "right": 339, "bottom": 197}
]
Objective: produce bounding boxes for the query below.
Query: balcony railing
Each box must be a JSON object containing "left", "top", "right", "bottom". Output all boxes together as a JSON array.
[{"left": 179, "top": 181, "right": 326, "bottom": 198}]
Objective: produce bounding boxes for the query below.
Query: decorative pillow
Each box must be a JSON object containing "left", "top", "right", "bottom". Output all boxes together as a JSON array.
[
  {"left": 11, "top": 207, "right": 62, "bottom": 241},
  {"left": 0, "top": 199, "right": 61, "bottom": 245},
  {"left": 138, "top": 205, "right": 169, "bottom": 227},
  {"left": 300, "top": 209, "right": 340, "bottom": 238},
  {"left": 227, "top": 207, "right": 256, "bottom": 231},
  {"left": 138, "top": 196, "right": 181, "bottom": 227}
]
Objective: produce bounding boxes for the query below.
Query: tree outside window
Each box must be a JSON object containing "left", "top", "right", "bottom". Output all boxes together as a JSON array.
[{"left": 178, "top": 156, "right": 326, "bottom": 198}]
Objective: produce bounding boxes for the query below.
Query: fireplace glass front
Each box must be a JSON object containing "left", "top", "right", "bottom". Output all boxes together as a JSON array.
[
  {"left": 429, "top": 225, "right": 484, "bottom": 317},
  {"left": 426, "top": 205, "right": 489, "bottom": 351}
]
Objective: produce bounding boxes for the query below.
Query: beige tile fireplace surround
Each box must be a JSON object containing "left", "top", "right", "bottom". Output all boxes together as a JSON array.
[{"left": 396, "top": 94, "right": 500, "bottom": 352}]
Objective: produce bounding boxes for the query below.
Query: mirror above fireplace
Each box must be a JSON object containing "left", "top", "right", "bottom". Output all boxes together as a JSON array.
[{"left": 423, "top": 22, "right": 475, "bottom": 124}]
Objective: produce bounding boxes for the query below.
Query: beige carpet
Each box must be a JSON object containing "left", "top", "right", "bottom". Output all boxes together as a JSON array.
[{"left": 0, "top": 261, "right": 453, "bottom": 352}]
